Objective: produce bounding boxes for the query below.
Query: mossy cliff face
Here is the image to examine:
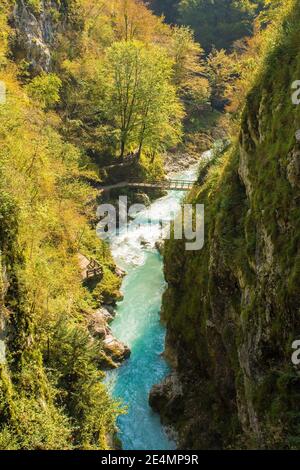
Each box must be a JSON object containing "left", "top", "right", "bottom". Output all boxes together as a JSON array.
[{"left": 150, "top": 4, "right": 300, "bottom": 449}]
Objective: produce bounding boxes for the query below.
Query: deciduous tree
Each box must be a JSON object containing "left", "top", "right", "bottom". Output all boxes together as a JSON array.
[{"left": 104, "top": 40, "right": 183, "bottom": 158}]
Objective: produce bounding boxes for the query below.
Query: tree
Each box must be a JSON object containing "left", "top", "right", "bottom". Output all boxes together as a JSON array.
[
  {"left": 178, "top": 0, "right": 264, "bottom": 51},
  {"left": 25, "top": 73, "right": 62, "bottom": 109},
  {"left": 149, "top": 0, "right": 180, "bottom": 22},
  {"left": 104, "top": 40, "right": 184, "bottom": 158},
  {"left": 109, "top": 0, "right": 165, "bottom": 43},
  {"left": 0, "top": 0, "right": 11, "bottom": 65},
  {"left": 168, "top": 26, "right": 210, "bottom": 109},
  {"left": 206, "top": 48, "right": 237, "bottom": 111}
]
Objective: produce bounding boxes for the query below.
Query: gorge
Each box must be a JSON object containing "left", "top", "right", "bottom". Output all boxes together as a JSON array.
[{"left": 0, "top": 0, "right": 299, "bottom": 452}]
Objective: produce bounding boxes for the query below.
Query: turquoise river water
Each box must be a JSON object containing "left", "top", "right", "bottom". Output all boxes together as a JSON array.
[{"left": 106, "top": 166, "right": 197, "bottom": 450}]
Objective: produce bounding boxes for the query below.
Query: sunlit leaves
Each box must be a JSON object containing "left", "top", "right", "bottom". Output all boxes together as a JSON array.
[
  {"left": 26, "top": 73, "right": 62, "bottom": 109},
  {"left": 104, "top": 40, "right": 184, "bottom": 157}
]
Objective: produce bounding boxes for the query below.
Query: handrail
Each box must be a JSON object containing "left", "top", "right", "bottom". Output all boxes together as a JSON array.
[{"left": 99, "top": 178, "right": 198, "bottom": 192}]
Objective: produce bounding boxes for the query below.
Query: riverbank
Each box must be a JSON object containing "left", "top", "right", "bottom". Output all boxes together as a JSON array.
[
  {"left": 95, "top": 152, "right": 200, "bottom": 374},
  {"left": 163, "top": 151, "right": 201, "bottom": 174}
]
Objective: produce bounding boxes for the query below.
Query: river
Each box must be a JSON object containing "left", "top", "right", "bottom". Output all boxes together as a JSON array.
[{"left": 106, "top": 166, "right": 197, "bottom": 450}]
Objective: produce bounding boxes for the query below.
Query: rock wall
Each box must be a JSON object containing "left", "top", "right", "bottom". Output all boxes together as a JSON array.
[
  {"left": 10, "top": 0, "right": 79, "bottom": 73},
  {"left": 150, "top": 4, "right": 300, "bottom": 450}
]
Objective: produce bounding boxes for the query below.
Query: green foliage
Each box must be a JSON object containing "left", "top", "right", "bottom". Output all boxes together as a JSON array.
[
  {"left": 104, "top": 40, "right": 184, "bottom": 158},
  {"left": 153, "top": 0, "right": 266, "bottom": 51},
  {"left": 25, "top": 0, "right": 42, "bottom": 14},
  {"left": 0, "top": 6, "right": 122, "bottom": 449},
  {"left": 0, "top": 361, "right": 72, "bottom": 450},
  {"left": 0, "top": 1, "right": 11, "bottom": 67},
  {"left": 138, "top": 151, "right": 165, "bottom": 182},
  {"left": 178, "top": 0, "right": 264, "bottom": 51},
  {"left": 150, "top": 0, "right": 180, "bottom": 22},
  {"left": 47, "top": 318, "right": 123, "bottom": 449},
  {"left": 0, "top": 0, "right": 291, "bottom": 452},
  {"left": 56, "top": 1, "right": 206, "bottom": 163},
  {"left": 0, "top": 396, "right": 72, "bottom": 450},
  {"left": 26, "top": 73, "right": 62, "bottom": 108},
  {"left": 169, "top": 26, "right": 210, "bottom": 106}
]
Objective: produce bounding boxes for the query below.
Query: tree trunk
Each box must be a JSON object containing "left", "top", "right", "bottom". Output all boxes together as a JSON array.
[
  {"left": 137, "top": 125, "right": 146, "bottom": 159},
  {"left": 120, "top": 139, "right": 126, "bottom": 159},
  {"left": 137, "top": 140, "right": 143, "bottom": 159}
]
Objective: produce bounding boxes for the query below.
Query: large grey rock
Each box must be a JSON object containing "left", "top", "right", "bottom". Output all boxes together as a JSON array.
[
  {"left": 103, "top": 335, "right": 131, "bottom": 363},
  {"left": 88, "top": 309, "right": 110, "bottom": 339},
  {"left": 88, "top": 308, "right": 130, "bottom": 366}
]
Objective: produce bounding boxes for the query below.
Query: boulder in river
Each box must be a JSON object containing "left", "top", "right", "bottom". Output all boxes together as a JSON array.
[
  {"left": 103, "top": 291, "right": 124, "bottom": 305},
  {"left": 140, "top": 236, "right": 151, "bottom": 248},
  {"left": 103, "top": 334, "right": 131, "bottom": 363},
  {"left": 102, "top": 305, "right": 117, "bottom": 322},
  {"left": 133, "top": 192, "right": 151, "bottom": 207},
  {"left": 114, "top": 266, "right": 127, "bottom": 278},
  {"left": 88, "top": 308, "right": 131, "bottom": 366}
]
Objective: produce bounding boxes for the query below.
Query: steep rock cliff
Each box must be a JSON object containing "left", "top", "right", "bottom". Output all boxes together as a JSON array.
[
  {"left": 150, "top": 4, "right": 300, "bottom": 450},
  {"left": 10, "top": 0, "right": 81, "bottom": 73}
]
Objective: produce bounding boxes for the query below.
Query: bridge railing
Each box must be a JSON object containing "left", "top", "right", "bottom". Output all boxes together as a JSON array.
[
  {"left": 99, "top": 178, "right": 198, "bottom": 192},
  {"left": 168, "top": 179, "right": 197, "bottom": 185},
  {"left": 126, "top": 178, "right": 197, "bottom": 186}
]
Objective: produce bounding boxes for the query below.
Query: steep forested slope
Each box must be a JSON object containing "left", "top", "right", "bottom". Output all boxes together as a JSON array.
[
  {"left": 150, "top": 0, "right": 264, "bottom": 51},
  {"left": 151, "top": 0, "right": 300, "bottom": 449},
  {"left": 0, "top": 0, "right": 125, "bottom": 450}
]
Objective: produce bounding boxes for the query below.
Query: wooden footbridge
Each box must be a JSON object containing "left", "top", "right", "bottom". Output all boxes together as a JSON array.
[{"left": 99, "top": 178, "right": 197, "bottom": 193}]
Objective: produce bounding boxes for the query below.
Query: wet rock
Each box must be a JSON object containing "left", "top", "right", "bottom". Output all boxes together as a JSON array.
[
  {"left": 103, "top": 303, "right": 116, "bottom": 313},
  {"left": 149, "top": 374, "right": 183, "bottom": 418},
  {"left": 133, "top": 192, "right": 151, "bottom": 206},
  {"left": 88, "top": 309, "right": 110, "bottom": 339},
  {"left": 103, "top": 335, "right": 131, "bottom": 363},
  {"left": 114, "top": 266, "right": 126, "bottom": 278},
  {"left": 102, "top": 306, "right": 117, "bottom": 322},
  {"left": 164, "top": 151, "right": 200, "bottom": 174},
  {"left": 155, "top": 239, "right": 165, "bottom": 255},
  {"left": 88, "top": 308, "right": 130, "bottom": 366},
  {"left": 102, "top": 305, "right": 117, "bottom": 323},
  {"left": 103, "top": 292, "right": 124, "bottom": 305},
  {"left": 140, "top": 237, "right": 151, "bottom": 248}
]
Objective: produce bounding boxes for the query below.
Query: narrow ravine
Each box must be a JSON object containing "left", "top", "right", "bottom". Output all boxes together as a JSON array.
[{"left": 106, "top": 165, "right": 198, "bottom": 450}]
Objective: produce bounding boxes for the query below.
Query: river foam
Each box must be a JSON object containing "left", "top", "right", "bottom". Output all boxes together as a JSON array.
[{"left": 106, "top": 165, "right": 198, "bottom": 450}]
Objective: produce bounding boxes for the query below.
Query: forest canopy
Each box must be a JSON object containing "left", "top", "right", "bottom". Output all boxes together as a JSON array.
[{"left": 150, "top": 0, "right": 265, "bottom": 51}]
